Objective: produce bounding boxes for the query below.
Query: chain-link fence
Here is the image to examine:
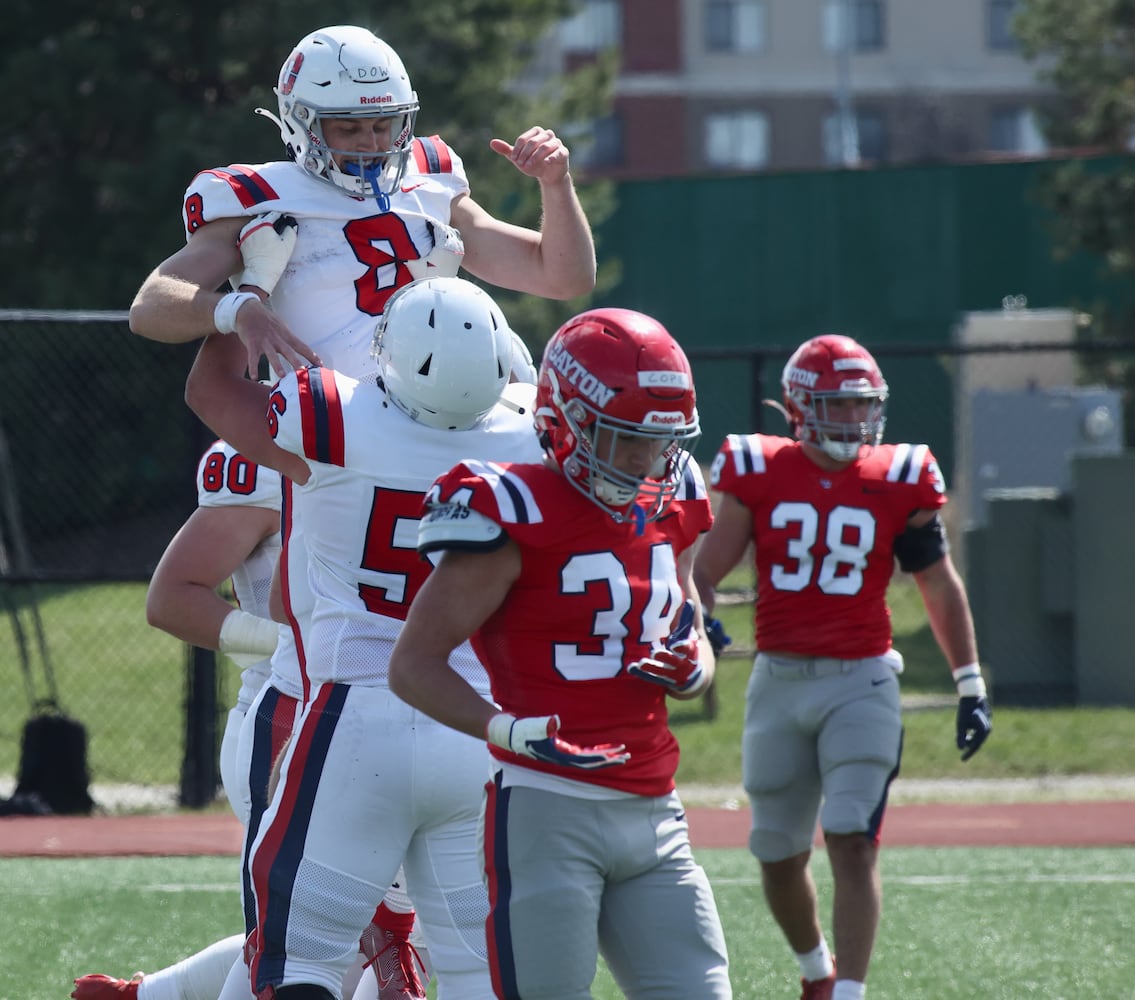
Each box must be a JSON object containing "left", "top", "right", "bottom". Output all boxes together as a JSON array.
[{"left": 2, "top": 312, "right": 1132, "bottom": 809}]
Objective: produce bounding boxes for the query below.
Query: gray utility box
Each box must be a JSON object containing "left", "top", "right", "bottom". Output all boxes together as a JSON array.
[
  {"left": 964, "top": 453, "right": 1135, "bottom": 707},
  {"left": 967, "top": 386, "right": 1123, "bottom": 529},
  {"left": 1070, "top": 454, "right": 1135, "bottom": 707},
  {"left": 965, "top": 488, "right": 1075, "bottom": 706}
]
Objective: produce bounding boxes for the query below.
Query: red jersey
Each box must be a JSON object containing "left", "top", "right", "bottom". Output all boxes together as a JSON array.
[
  {"left": 426, "top": 459, "right": 713, "bottom": 797},
  {"left": 710, "top": 434, "right": 946, "bottom": 658}
]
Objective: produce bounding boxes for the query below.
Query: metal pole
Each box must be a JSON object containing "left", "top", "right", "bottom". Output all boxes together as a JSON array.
[
  {"left": 179, "top": 643, "right": 219, "bottom": 808},
  {"left": 835, "top": 0, "right": 860, "bottom": 166}
]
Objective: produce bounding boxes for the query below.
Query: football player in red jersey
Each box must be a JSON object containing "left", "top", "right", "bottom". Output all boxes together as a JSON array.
[
  {"left": 128, "top": 23, "right": 594, "bottom": 400},
  {"left": 389, "top": 309, "right": 733, "bottom": 1000},
  {"left": 693, "top": 334, "right": 992, "bottom": 1000}
]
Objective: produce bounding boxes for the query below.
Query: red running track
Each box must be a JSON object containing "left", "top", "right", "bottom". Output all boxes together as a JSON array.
[{"left": 1, "top": 799, "right": 1133, "bottom": 857}]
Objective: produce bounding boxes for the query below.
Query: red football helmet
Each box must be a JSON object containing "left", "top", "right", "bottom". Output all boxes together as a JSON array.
[
  {"left": 535, "top": 308, "right": 700, "bottom": 523},
  {"left": 781, "top": 334, "right": 888, "bottom": 461}
]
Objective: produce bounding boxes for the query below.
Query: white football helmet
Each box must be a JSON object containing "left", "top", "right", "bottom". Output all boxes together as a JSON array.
[
  {"left": 259, "top": 25, "right": 419, "bottom": 202},
  {"left": 372, "top": 278, "right": 513, "bottom": 430}
]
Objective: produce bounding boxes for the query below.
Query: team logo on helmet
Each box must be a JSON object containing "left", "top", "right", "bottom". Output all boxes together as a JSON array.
[{"left": 280, "top": 53, "right": 304, "bottom": 96}]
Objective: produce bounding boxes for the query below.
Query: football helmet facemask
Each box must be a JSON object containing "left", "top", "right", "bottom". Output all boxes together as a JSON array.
[
  {"left": 781, "top": 334, "right": 888, "bottom": 462},
  {"left": 259, "top": 25, "right": 419, "bottom": 204},
  {"left": 372, "top": 277, "right": 512, "bottom": 431},
  {"left": 535, "top": 308, "right": 700, "bottom": 523}
]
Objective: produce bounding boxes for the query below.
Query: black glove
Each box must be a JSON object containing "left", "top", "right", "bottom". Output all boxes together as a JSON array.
[{"left": 955, "top": 695, "right": 992, "bottom": 761}]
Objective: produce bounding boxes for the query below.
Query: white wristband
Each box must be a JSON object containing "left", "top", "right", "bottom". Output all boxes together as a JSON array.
[
  {"left": 952, "top": 663, "right": 987, "bottom": 698},
  {"left": 485, "top": 712, "right": 516, "bottom": 751},
  {"left": 218, "top": 608, "right": 279, "bottom": 657},
  {"left": 213, "top": 291, "right": 259, "bottom": 334}
]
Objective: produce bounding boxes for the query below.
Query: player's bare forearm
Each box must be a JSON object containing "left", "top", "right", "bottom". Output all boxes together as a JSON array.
[
  {"left": 129, "top": 219, "right": 245, "bottom": 342},
  {"left": 186, "top": 335, "right": 310, "bottom": 484},
  {"left": 390, "top": 545, "right": 519, "bottom": 739},
  {"left": 146, "top": 506, "right": 275, "bottom": 648},
  {"left": 534, "top": 173, "right": 596, "bottom": 298},
  {"left": 915, "top": 557, "right": 979, "bottom": 670}
]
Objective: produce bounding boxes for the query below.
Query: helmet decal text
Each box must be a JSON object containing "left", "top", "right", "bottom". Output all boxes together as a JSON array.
[
  {"left": 785, "top": 365, "right": 819, "bottom": 388},
  {"left": 638, "top": 370, "right": 690, "bottom": 389},
  {"left": 546, "top": 341, "right": 616, "bottom": 409}
]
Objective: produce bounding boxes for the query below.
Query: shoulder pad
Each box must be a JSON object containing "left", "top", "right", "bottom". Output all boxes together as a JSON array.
[
  {"left": 411, "top": 136, "right": 455, "bottom": 174},
  {"left": 419, "top": 502, "right": 506, "bottom": 554}
]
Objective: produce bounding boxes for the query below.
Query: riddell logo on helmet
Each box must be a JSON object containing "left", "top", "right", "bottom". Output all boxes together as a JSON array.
[
  {"left": 644, "top": 410, "right": 686, "bottom": 427},
  {"left": 547, "top": 342, "right": 616, "bottom": 408},
  {"left": 786, "top": 365, "right": 819, "bottom": 388},
  {"left": 359, "top": 95, "right": 394, "bottom": 105}
]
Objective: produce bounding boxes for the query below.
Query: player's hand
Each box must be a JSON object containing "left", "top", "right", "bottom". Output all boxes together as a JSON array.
[
  {"left": 489, "top": 126, "right": 571, "bottom": 184},
  {"left": 405, "top": 221, "right": 465, "bottom": 280},
  {"left": 486, "top": 712, "right": 629, "bottom": 769},
  {"left": 703, "top": 608, "right": 733, "bottom": 658},
  {"left": 628, "top": 600, "right": 706, "bottom": 694},
  {"left": 229, "top": 299, "right": 321, "bottom": 379},
  {"left": 234, "top": 212, "right": 298, "bottom": 295},
  {"left": 956, "top": 695, "right": 992, "bottom": 761}
]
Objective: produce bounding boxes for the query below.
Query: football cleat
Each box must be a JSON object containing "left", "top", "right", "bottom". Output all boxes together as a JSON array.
[
  {"left": 361, "top": 925, "right": 427, "bottom": 1000},
  {"left": 71, "top": 973, "right": 144, "bottom": 999},
  {"left": 799, "top": 972, "right": 836, "bottom": 1000}
]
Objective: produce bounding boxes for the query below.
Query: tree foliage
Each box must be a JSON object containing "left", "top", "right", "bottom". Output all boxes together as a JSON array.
[
  {"left": 1014, "top": 0, "right": 1135, "bottom": 281},
  {"left": 1, "top": 0, "right": 614, "bottom": 343}
]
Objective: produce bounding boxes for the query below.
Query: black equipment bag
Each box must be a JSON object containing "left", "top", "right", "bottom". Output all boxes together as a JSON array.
[{"left": 14, "top": 699, "right": 94, "bottom": 815}]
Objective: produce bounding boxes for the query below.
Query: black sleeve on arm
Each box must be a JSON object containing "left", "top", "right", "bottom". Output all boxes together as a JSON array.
[{"left": 893, "top": 513, "right": 949, "bottom": 573}]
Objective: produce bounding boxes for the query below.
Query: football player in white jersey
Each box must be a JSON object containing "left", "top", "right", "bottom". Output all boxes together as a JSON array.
[
  {"left": 72, "top": 439, "right": 283, "bottom": 1000},
  {"left": 73, "top": 442, "right": 427, "bottom": 1000},
  {"left": 128, "top": 23, "right": 595, "bottom": 390},
  {"left": 193, "top": 277, "right": 542, "bottom": 1000}
]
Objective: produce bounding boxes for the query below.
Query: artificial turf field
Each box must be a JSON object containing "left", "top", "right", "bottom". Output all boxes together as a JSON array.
[{"left": 9, "top": 845, "right": 1133, "bottom": 999}]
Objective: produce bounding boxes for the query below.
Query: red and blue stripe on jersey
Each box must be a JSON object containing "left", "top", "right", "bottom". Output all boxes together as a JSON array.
[
  {"left": 295, "top": 367, "right": 346, "bottom": 467},
  {"left": 198, "top": 165, "right": 280, "bottom": 208},
  {"left": 411, "top": 135, "right": 454, "bottom": 175}
]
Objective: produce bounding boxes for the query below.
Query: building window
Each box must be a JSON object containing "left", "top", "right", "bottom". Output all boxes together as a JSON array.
[
  {"left": 559, "top": 0, "right": 621, "bottom": 52},
  {"left": 706, "top": 0, "right": 767, "bottom": 53},
  {"left": 988, "top": 107, "right": 1047, "bottom": 154},
  {"left": 568, "top": 114, "right": 624, "bottom": 169},
  {"left": 706, "top": 110, "right": 770, "bottom": 169},
  {"left": 823, "top": 108, "right": 888, "bottom": 165},
  {"left": 988, "top": 0, "right": 1020, "bottom": 51},
  {"left": 823, "top": 0, "right": 886, "bottom": 53}
]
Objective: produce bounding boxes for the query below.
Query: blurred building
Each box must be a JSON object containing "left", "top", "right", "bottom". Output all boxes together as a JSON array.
[{"left": 525, "top": 0, "right": 1048, "bottom": 178}]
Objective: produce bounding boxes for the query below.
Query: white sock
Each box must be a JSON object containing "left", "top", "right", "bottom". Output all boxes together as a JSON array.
[
  {"left": 833, "top": 982, "right": 866, "bottom": 1000},
  {"left": 382, "top": 866, "right": 414, "bottom": 913},
  {"left": 137, "top": 934, "right": 245, "bottom": 1000},
  {"left": 795, "top": 938, "right": 834, "bottom": 982}
]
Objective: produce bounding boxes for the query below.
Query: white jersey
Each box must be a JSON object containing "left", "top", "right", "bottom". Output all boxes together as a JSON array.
[
  {"left": 270, "top": 368, "right": 543, "bottom": 689},
  {"left": 182, "top": 135, "right": 470, "bottom": 379},
  {"left": 196, "top": 440, "right": 283, "bottom": 710},
  {"left": 268, "top": 478, "right": 312, "bottom": 703}
]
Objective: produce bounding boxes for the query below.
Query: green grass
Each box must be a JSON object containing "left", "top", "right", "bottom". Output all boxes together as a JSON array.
[
  {"left": 3, "top": 577, "right": 1135, "bottom": 799},
  {"left": 9, "top": 848, "right": 1134, "bottom": 999},
  {"left": 1, "top": 582, "right": 240, "bottom": 789}
]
